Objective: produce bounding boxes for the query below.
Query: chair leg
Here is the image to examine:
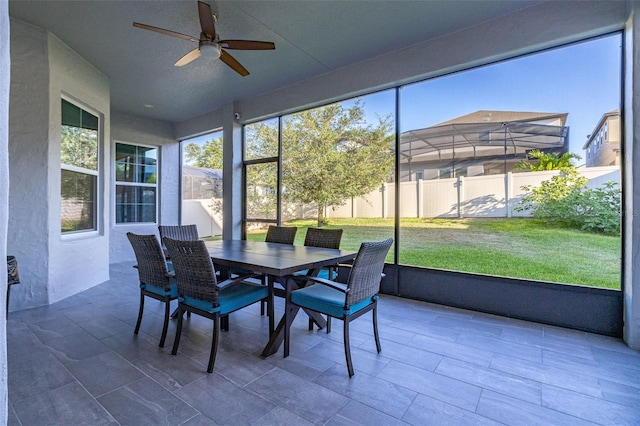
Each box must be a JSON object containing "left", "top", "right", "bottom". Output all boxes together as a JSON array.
[
  {"left": 373, "top": 303, "right": 381, "bottom": 353},
  {"left": 208, "top": 314, "right": 221, "bottom": 373},
  {"left": 159, "top": 297, "right": 170, "bottom": 348},
  {"left": 326, "top": 317, "right": 331, "bottom": 334},
  {"left": 221, "top": 315, "right": 229, "bottom": 331},
  {"left": 171, "top": 305, "right": 184, "bottom": 355},
  {"left": 343, "top": 317, "right": 354, "bottom": 377},
  {"left": 134, "top": 292, "right": 145, "bottom": 335}
]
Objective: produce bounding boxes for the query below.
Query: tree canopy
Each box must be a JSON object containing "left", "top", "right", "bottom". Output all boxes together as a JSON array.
[
  {"left": 183, "top": 136, "right": 223, "bottom": 170},
  {"left": 187, "top": 103, "right": 394, "bottom": 227}
]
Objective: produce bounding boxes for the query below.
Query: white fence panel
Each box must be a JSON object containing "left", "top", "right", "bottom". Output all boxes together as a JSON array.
[
  {"left": 510, "top": 170, "right": 560, "bottom": 217},
  {"left": 398, "top": 181, "right": 418, "bottom": 217},
  {"left": 385, "top": 183, "right": 396, "bottom": 218},
  {"left": 580, "top": 166, "right": 620, "bottom": 188},
  {"left": 460, "top": 174, "right": 508, "bottom": 217},
  {"left": 355, "top": 188, "right": 385, "bottom": 218},
  {"left": 328, "top": 198, "right": 353, "bottom": 218},
  {"left": 182, "top": 199, "right": 223, "bottom": 237},
  {"left": 423, "top": 178, "right": 459, "bottom": 217}
]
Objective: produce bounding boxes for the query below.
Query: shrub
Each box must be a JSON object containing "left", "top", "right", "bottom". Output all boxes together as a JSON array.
[{"left": 516, "top": 168, "right": 620, "bottom": 235}]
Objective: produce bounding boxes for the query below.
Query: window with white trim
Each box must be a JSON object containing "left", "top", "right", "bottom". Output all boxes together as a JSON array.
[
  {"left": 115, "top": 143, "right": 158, "bottom": 223},
  {"left": 61, "top": 99, "right": 99, "bottom": 233}
]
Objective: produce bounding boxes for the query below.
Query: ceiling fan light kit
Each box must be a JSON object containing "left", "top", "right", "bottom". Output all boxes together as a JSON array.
[
  {"left": 133, "top": 1, "right": 275, "bottom": 76},
  {"left": 200, "top": 41, "right": 221, "bottom": 60}
]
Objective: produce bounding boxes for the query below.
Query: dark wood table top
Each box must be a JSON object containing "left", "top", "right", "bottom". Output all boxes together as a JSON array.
[{"left": 205, "top": 240, "right": 356, "bottom": 277}]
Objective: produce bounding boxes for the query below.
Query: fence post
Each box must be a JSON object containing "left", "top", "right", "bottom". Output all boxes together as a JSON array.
[
  {"left": 506, "top": 172, "right": 512, "bottom": 218},
  {"left": 351, "top": 196, "right": 356, "bottom": 218},
  {"left": 381, "top": 184, "right": 387, "bottom": 218},
  {"left": 457, "top": 176, "right": 464, "bottom": 218},
  {"left": 417, "top": 179, "right": 424, "bottom": 218}
]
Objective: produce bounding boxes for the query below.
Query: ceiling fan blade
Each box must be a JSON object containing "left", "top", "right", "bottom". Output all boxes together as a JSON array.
[
  {"left": 220, "top": 50, "right": 249, "bottom": 76},
  {"left": 175, "top": 48, "right": 201, "bottom": 67},
  {"left": 133, "top": 22, "right": 198, "bottom": 42},
  {"left": 220, "top": 40, "right": 275, "bottom": 50},
  {"left": 198, "top": 1, "right": 216, "bottom": 38}
]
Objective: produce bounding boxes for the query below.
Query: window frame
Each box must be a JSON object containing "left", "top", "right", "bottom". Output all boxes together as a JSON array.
[
  {"left": 114, "top": 141, "right": 159, "bottom": 225},
  {"left": 60, "top": 97, "right": 101, "bottom": 236}
]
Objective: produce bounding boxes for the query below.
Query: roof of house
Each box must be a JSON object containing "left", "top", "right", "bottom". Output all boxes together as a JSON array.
[
  {"left": 183, "top": 164, "right": 222, "bottom": 180},
  {"left": 434, "top": 110, "right": 569, "bottom": 127},
  {"left": 399, "top": 110, "right": 569, "bottom": 163},
  {"left": 582, "top": 109, "right": 621, "bottom": 150}
]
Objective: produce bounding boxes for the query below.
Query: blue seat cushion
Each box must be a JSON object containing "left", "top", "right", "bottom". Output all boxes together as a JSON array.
[
  {"left": 294, "top": 268, "right": 332, "bottom": 280},
  {"left": 290, "top": 284, "right": 376, "bottom": 318},
  {"left": 141, "top": 281, "right": 178, "bottom": 298},
  {"left": 180, "top": 282, "right": 268, "bottom": 315}
]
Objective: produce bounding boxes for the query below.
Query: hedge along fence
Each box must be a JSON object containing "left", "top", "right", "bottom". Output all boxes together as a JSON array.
[{"left": 311, "top": 166, "right": 620, "bottom": 220}]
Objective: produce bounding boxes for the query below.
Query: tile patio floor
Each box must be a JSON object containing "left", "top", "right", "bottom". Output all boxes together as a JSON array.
[{"left": 7, "top": 262, "right": 640, "bottom": 425}]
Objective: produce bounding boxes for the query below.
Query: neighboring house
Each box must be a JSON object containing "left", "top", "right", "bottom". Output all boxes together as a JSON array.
[
  {"left": 583, "top": 109, "right": 621, "bottom": 167},
  {"left": 399, "top": 110, "right": 569, "bottom": 181},
  {"left": 182, "top": 164, "right": 222, "bottom": 200}
]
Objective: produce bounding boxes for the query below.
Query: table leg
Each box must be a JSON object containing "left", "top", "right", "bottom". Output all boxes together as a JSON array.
[{"left": 260, "top": 274, "right": 330, "bottom": 357}]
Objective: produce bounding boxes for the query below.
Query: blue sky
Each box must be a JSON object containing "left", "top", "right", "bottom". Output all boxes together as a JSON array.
[
  {"left": 363, "top": 33, "right": 622, "bottom": 160},
  {"left": 186, "top": 33, "right": 621, "bottom": 164}
]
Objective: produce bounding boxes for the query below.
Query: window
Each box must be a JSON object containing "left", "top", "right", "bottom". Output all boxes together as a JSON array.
[
  {"left": 240, "top": 34, "right": 621, "bottom": 290},
  {"left": 399, "top": 33, "right": 621, "bottom": 289},
  {"left": 115, "top": 143, "right": 157, "bottom": 223},
  {"left": 243, "top": 118, "right": 280, "bottom": 233},
  {"left": 182, "top": 131, "right": 224, "bottom": 237},
  {"left": 61, "top": 99, "right": 99, "bottom": 233}
]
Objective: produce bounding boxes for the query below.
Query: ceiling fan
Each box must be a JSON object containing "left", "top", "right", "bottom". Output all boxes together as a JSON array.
[{"left": 133, "top": 1, "right": 275, "bottom": 76}]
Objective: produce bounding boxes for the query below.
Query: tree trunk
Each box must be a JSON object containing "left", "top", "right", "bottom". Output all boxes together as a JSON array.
[{"left": 317, "top": 204, "right": 324, "bottom": 228}]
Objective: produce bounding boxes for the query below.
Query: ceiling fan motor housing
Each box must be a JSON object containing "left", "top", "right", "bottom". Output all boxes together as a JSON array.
[{"left": 200, "top": 40, "right": 221, "bottom": 59}]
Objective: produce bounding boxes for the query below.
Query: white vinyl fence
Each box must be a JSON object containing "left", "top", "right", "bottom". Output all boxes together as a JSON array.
[
  {"left": 183, "top": 166, "right": 620, "bottom": 229},
  {"left": 322, "top": 166, "right": 620, "bottom": 219}
]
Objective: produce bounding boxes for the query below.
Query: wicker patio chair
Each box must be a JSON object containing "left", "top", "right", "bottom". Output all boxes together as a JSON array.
[
  {"left": 264, "top": 225, "right": 297, "bottom": 244},
  {"left": 126, "top": 233, "right": 178, "bottom": 348},
  {"left": 158, "top": 224, "right": 199, "bottom": 259},
  {"left": 163, "top": 237, "right": 272, "bottom": 373},
  {"left": 285, "top": 238, "right": 392, "bottom": 377},
  {"left": 296, "top": 227, "right": 344, "bottom": 330}
]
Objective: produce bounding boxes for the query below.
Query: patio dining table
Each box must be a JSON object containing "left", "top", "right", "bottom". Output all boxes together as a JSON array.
[{"left": 204, "top": 240, "right": 356, "bottom": 357}]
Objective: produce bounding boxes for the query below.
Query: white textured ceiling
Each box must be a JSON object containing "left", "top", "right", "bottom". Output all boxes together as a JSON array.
[{"left": 8, "top": 0, "right": 542, "bottom": 123}]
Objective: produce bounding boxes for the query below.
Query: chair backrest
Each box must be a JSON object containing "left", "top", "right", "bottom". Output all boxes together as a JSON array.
[
  {"left": 345, "top": 238, "right": 393, "bottom": 306},
  {"left": 303, "top": 228, "right": 343, "bottom": 249},
  {"left": 127, "top": 233, "right": 171, "bottom": 289},
  {"left": 158, "top": 224, "right": 199, "bottom": 242},
  {"left": 163, "top": 238, "right": 219, "bottom": 306},
  {"left": 265, "top": 225, "right": 297, "bottom": 245}
]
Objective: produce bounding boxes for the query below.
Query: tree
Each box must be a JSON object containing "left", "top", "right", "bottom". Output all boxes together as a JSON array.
[
  {"left": 246, "top": 102, "right": 394, "bottom": 226},
  {"left": 515, "top": 149, "right": 581, "bottom": 171},
  {"left": 183, "top": 136, "right": 223, "bottom": 169}
]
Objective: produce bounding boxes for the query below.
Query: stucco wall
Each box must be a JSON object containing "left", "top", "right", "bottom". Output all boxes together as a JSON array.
[
  {"left": 8, "top": 19, "right": 51, "bottom": 308},
  {"left": 110, "top": 110, "right": 179, "bottom": 263},
  {"left": 8, "top": 18, "right": 111, "bottom": 309}
]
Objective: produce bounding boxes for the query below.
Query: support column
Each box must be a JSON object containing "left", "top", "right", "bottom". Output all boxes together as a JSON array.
[
  {"left": 624, "top": 4, "right": 640, "bottom": 349},
  {"left": 222, "top": 103, "right": 242, "bottom": 240}
]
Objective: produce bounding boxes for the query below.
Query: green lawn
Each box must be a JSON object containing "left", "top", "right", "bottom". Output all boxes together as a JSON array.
[{"left": 246, "top": 217, "right": 621, "bottom": 289}]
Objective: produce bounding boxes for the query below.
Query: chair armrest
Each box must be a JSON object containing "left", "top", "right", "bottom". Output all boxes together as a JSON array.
[
  {"left": 217, "top": 272, "right": 262, "bottom": 289},
  {"left": 302, "top": 276, "right": 349, "bottom": 293}
]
